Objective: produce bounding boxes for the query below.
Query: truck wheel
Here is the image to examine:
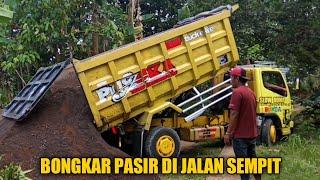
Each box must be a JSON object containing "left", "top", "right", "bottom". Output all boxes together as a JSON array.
[
  {"left": 144, "top": 127, "right": 180, "bottom": 158},
  {"left": 261, "top": 119, "right": 277, "bottom": 146}
]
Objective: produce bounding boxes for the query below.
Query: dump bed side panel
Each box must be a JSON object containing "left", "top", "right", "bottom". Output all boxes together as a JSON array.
[{"left": 73, "top": 9, "right": 239, "bottom": 129}]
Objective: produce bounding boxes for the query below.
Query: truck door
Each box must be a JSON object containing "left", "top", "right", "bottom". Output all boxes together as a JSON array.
[{"left": 259, "top": 70, "right": 292, "bottom": 127}]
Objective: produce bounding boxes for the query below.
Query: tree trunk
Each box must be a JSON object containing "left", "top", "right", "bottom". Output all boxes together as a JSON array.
[
  {"left": 93, "top": 33, "right": 99, "bottom": 55},
  {"left": 103, "top": 39, "right": 109, "bottom": 52}
]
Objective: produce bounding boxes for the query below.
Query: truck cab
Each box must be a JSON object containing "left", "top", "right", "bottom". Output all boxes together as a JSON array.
[{"left": 244, "top": 66, "right": 294, "bottom": 145}]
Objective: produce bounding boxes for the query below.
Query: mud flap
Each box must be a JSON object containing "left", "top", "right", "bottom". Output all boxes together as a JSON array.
[
  {"left": 131, "top": 127, "right": 145, "bottom": 157},
  {"left": 2, "top": 61, "right": 69, "bottom": 120}
]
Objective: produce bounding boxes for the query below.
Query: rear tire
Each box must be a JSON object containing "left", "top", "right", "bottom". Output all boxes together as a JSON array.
[
  {"left": 261, "top": 119, "right": 276, "bottom": 146},
  {"left": 144, "top": 127, "right": 180, "bottom": 158}
]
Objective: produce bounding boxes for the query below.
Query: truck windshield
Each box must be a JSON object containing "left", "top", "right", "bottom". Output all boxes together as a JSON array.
[{"left": 262, "top": 71, "right": 287, "bottom": 97}]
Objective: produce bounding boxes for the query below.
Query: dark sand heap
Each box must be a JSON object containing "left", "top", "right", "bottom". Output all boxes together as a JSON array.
[{"left": 0, "top": 66, "right": 158, "bottom": 180}]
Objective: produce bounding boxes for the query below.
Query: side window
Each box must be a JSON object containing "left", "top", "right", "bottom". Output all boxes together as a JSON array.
[{"left": 262, "top": 71, "right": 287, "bottom": 96}]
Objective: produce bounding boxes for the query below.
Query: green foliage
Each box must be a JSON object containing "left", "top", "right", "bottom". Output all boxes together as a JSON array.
[
  {"left": 257, "top": 121, "right": 320, "bottom": 179},
  {"left": 2, "top": 0, "right": 130, "bottom": 62},
  {"left": 243, "top": 44, "right": 265, "bottom": 62},
  {"left": 142, "top": 0, "right": 319, "bottom": 78},
  {"left": 0, "top": 156, "right": 32, "bottom": 180},
  {"left": 3, "top": 0, "right": 18, "bottom": 10},
  {"left": 295, "top": 69, "right": 320, "bottom": 124},
  {"left": 300, "top": 70, "right": 320, "bottom": 94},
  {"left": 177, "top": 3, "right": 190, "bottom": 21},
  {"left": 0, "top": 164, "right": 31, "bottom": 180},
  {"left": 141, "top": 0, "right": 187, "bottom": 36},
  {"left": 6, "top": 0, "right": 128, "bottom": 61},
  {"left": 0, "top": 88, "right": 10, "bottom": 107},
  {"left": 0, "top": 0, "right": 131, "bottom": 106},
  {"left": 300, "top": 96, "right": 320, "bottom": 126},
  {"left": 0, "top": 0, "right": 14, "bottom": 24}
]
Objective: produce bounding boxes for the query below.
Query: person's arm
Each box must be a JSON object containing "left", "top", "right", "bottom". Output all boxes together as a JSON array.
[
  {"left": 224, "top": 90, "right": 242, "bottom": 145},
  {"left": 227, "top": 109, "right": 239, "bottom": 135}
]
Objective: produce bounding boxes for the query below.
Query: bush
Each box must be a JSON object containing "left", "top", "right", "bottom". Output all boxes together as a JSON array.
[{"left": 0, "top": 157, "right": 31, "bottom": 180}]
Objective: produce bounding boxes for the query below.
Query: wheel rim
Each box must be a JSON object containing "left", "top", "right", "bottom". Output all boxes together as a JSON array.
[
  {"left": 270, "top": 125, "right": 276, "bottom": 144},
  {"left": 156, "top": 135, "right": 175, "bottom": 157}
]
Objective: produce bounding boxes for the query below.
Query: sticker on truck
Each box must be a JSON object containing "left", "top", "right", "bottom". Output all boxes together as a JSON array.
[
  {"left": 184, "top": 25, "right": 214, "bottom": 42},
  {"left": 258, "top": 97, "right": 290, "bottom": 106},
  {"left": 96, "top": 59, "right": 177, "bottom": 103}
]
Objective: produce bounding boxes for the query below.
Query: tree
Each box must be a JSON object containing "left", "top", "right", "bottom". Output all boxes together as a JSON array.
[
  {"left": 0, "top": 0, "right": 131, "bottom": 106},
  {"left": 0, "top": 0, "right": 14, "bottom": 23},
  {"left": 140, "top": 0, "right": 188, "bottom": 36},
  {"left": 142, "top": 0, "right": 319, "bottom": 79},
  {"left": 1, "top": 0, "right": 319, "bottom": 106}
]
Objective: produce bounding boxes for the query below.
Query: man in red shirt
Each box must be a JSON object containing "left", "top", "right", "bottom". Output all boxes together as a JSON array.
[{"left": 224, "top": 67, "right": 260, "bottom": 180}]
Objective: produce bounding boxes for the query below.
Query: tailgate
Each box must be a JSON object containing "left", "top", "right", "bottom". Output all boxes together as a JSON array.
[{"left": 2, "top": 61, "right": 69, "bottom": 120}]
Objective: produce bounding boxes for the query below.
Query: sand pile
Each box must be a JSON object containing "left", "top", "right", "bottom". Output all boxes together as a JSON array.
[{"left": 0, "top": 66, "right": 158, "bottom": 180}]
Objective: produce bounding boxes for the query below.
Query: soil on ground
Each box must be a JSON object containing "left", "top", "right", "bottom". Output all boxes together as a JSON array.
[{"left": 0, "top": 65, "right": 158, "bottom": 180}]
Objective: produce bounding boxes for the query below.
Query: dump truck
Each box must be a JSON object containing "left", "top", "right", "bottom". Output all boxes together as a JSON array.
[{"left": 2, "top": 4, "right": 294, "bottom": 158}]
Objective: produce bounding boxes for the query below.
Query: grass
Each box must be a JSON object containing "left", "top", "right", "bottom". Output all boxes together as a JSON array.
[
  {"left": 0, "top": 157, "right": 32, "bottom": 180},
  {"left": 257, "top": 122, "right": 320, "bottom": 180},
  {"left": 163, "top": 121, "right": 320, "bottom": 180}
]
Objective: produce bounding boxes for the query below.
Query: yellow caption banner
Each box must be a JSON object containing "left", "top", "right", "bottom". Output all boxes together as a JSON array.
[{"left": 40, "top": 157, "right": 281, "bottom": 175}]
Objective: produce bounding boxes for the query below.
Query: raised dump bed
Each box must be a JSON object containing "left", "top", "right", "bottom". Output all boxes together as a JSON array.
[{"left": 73, "top": 5, "right": 239, "bottom": 131}]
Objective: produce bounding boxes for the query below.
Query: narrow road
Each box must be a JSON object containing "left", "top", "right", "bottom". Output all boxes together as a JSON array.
[
  {"left": 206, "top": 146, "right": 240, "bottom": 180},
  {"left": 180, "top": 141, "right": 198, "bottom": 152},
  {"left": 180, "top": 141, "right": 240, "bottom": 179}
]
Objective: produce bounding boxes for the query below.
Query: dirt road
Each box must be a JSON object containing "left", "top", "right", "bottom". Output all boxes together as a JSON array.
[{"left": 206, "top": 146, "right": 240, "bottom": 180}]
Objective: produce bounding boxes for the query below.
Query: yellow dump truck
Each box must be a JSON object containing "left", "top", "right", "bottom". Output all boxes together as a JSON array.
[{"left": 3, "top": 4, "right": 294, "bottom": 158}]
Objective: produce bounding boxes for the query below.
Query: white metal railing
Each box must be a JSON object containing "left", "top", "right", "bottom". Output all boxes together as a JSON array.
[
  {"left": 177, "top": 78, "right": 232, "bottom": 122},
  {"left": 184, "top": 92, "right": 232, "bottom": 121},
  {"left": 177, "top": 79, "right": 231, "bottom": 107},
  {"left": 183, "top": 85, "right": 232, "bottom": 113}
]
